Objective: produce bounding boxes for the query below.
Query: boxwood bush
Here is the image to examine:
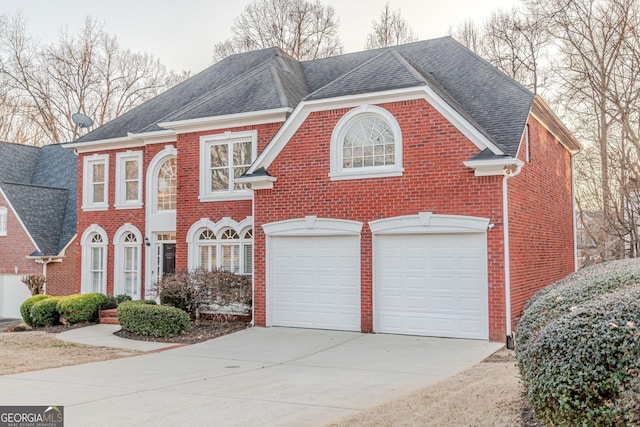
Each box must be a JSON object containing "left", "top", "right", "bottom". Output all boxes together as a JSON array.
[
  {"left": 516, "top": 258, "right": 640, "bottom": 426},
  {"left": 30, "top": 296, "right": 63, "bottom": 327},
  {"left": 117, "top": 301, "right": 189, "bottom": 338},
  {"left": 57, "top": 293, "right": 110, "bottom": 324},
  {"left": 515, "top": 258, "right": 640, "bottom": 350},
  {"left": 20, "top": 294, "right": 51, "bottom": 326}
]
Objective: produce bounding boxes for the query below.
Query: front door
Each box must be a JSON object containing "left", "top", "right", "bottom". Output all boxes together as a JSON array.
[{"left": 163, "top": 243, "right": 176, "bottom": 277}]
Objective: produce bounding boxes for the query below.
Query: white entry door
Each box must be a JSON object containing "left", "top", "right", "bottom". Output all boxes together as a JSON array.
[
  {"left": 268, "top": 235, "right": 361, "bottom": 331},
  {"left": 375, "top": 233, "right": 488, "bottom": 339}
]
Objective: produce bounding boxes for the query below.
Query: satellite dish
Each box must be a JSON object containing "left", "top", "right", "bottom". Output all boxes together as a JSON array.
[{"left": 71, "top": 112, "right": 94, "bottom": 129}]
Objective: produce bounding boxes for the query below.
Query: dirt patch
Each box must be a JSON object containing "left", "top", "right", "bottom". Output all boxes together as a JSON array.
[
  {"left": 0, "top": 330, "right": 141, "bottom": 376},
  {"left": 113, "top": 320, "right": 250, "bottom": 344},
  {"left": 328, "top": 348, "right": 542, "bottom": 427}
]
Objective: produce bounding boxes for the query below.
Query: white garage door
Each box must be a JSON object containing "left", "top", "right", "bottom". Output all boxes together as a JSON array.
[
  {"left": 269, "top": 235, "right": 361, "bottom": 331},
  {"left": 0, "top": 274, "right": 32, "bottom": 318},
  {"left": 375, "top": 233, "right": 488, "bottom": 339}
]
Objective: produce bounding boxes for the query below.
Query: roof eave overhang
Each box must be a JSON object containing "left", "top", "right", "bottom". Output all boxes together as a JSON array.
[
  {"left": 463, "top": 158, "right": 525, "bottom": 177},
  {"left": 530, "top": 96, "right": 581, "bottom": 154},
  {"left": 158, "top": 107, "right": 293, "bottom": 134},
  {"left": 248, "top": 86, "right": 504, "bottom": 175}
]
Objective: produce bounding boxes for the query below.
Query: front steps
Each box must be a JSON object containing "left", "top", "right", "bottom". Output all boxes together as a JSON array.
[{"left": 99, "top": 308, "right": 119, "bottom": 325}]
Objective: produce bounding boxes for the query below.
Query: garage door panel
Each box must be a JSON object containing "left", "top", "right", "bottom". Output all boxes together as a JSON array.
[
  {"left": 269, "top": 235, "right": 361, "bottom": 332},
  {"left": 375, "top": 233, "right": 488, "bottom": 340}
]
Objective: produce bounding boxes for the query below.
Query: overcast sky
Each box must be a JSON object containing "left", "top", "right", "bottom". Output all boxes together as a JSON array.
[{"left": 2, "top": 0, "right": 518, "bottom": 73}]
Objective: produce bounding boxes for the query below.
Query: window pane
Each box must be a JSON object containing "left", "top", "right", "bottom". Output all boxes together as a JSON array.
[
  {"left": 93, "top": 163, "right": 104, "bottom": 182},
  {"left": 124, "top": 247, "right": 137, "bottom": 270},
  {"left": 233, "top": 166, "right": 249, "bottom": 190},
  {"left": 211, "top": 168, "right": 229, "bottom": 191},
  {"left": 157, "top": 158, "right": 177, "bottom": 210},
  {"left": 210, "top": 144, "right": 228, "bottom": 167},
  {"left": 91, "top": 247, "right": 102, "bottom": 270},
  {"left": 125, "top": 159, "right": 138, "bottom": 179},
  {"left": 93, "top": 184, "right": 104, "bottom": 204},
  {"left": 233, "top": 141, "right": 252, "bottom": 166},
  {"left": 243, "top": 244, "right": 253, "bottom": 274},
  {"left": 221, "top": 245, "right": 240, "bottom": 273},
  {"left": 126, "top": 181, "right": 138, "bottom": 201},
  {"left": 342, "top": 116, "right": 395, "bottom": 169}
]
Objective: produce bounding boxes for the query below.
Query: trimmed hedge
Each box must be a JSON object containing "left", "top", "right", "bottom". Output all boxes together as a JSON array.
[
  {"left": 117, "top": 301, "right": 189, "bottom": 338},
  {"left": 516, "top": 258, "right": 640, "bottom": 426},
  {"left": 57, "top": 293, "right": 110, "bottom": 324},
  {"left": 20, "top": 295, "right": 51, "bottom": 326},
  {"left": 30, "top": 296, "right": 63, "bottom": 327}
]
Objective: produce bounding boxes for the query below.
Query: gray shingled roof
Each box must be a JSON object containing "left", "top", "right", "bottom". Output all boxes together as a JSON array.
[
  {"left": 0, "top": 142, "right": 77, "bottom": 256},
  {"left": 72, "top": 36, "right": 534, "bottom": 157}
]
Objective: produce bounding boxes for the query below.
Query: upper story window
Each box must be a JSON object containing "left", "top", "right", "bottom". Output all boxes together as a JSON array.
[
  {"left": 157, "top": 157, "right": 177, "bottom": 211},
  {"left": 200, "top": 131, "right": 257, "bottom": 201},
  {"left": 82, "top": 154, "right": 109, "bottom": 211},
  {"left": 329, "top": 105, "right": 403, "bottom": 181},
  {"left": 115, "top": 151, "right": 143, "bottom": 209},
  {"left": 0, "top": 207, "right": 7, "bottom": 236}
]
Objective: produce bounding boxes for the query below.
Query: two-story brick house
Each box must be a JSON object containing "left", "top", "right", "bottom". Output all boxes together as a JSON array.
[{"left": 65, "top": 37, "right": 580, "bottom": 344}]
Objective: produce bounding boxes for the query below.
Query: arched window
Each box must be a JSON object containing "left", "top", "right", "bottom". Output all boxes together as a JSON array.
[
  {"left": 81, "top": 225, "right": 108, "bottom": 294},
  {"left": 157, "top": 157, "right": 177, "bottom": 211},
  {"left": 198, "top": 229, "right": 217, "bottom": 271},
  {"left": 220, "top": 228, "right": 240, "bottom": 273},
  {"left": 114, "top": 225, "right": 142, "bottom": 298},
  {"left": 330, "top": 105, "right": 403, "bottom": 180}
]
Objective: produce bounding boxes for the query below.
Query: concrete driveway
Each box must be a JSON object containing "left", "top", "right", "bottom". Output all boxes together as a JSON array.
[{"left": 0, "top": 327, "right": 501, "bottom": 426}]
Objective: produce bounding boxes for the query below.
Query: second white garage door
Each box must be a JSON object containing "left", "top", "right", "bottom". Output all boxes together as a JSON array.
[
  {"left": 375, "top": 233, "right": 488, "bottom": 339},
  {"left": 269, "top": 235, "right": 361, "bottom": 331}
]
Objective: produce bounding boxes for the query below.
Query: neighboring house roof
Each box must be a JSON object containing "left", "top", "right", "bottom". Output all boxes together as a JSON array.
[
  {"left": 71, "top": 37, "right": 538, "bottom": 157},
  {"left": 0, "top": 142, "right": 77, "bottom": 256}
]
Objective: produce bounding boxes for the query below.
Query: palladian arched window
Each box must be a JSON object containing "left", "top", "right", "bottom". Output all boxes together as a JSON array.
[{"left": 157, "top": 158, "right": 177, "bottom": 211}]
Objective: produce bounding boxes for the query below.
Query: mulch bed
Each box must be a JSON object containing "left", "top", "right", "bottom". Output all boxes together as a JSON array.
[{"left": 113, "top": 320, "right": 250, "bottom": 344}]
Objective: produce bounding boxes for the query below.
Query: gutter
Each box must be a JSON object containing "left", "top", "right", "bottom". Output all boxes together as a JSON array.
[{"left": 502, "top": 163, "right": 522, "bottom": 350}]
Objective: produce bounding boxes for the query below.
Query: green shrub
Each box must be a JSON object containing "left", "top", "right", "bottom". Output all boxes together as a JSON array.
[
  {"left": 518, "top": 285, "right": 640, "bottom": 426},
  {"left": 102, "top": 294, "right": 134, "bottom": 310},
  {"left": 515, "top": 258, "right": 640, "bottom": 350},
  {"left": 117, "top": 301, "right": 189, "bottom": 337},
  {"left": 20, "top": 294, "right": 51, "bottom": 326},
  {"left": 57, "top": 293, "right": 110, "bottom": 324},
  {"left": 30, "top": 296, "right": 63, "bottom": 327}
]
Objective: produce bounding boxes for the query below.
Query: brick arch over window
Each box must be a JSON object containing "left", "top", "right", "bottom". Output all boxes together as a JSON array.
[{"left": 80, "top": 224, "right": 108, "bottom": 294}]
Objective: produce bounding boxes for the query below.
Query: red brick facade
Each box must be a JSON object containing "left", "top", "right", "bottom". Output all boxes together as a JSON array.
[{"left": 75, "top": 97, "right": 576, "bottom": 342}]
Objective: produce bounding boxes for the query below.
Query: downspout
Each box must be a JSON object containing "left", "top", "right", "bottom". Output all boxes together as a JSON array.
[
  {"left": 571, "top": 153, "right": 579, "bottom": 271},
  {"left": 502, "top": 164, "right": 522, "bottom": 350}
]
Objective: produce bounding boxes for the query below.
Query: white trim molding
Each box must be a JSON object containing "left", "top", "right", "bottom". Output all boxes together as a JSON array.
[
  {"left": 464, "top": 158, "right": 524, "bottom": 177},
  {"left": 248, "top": 86, "right": 505, "bottom": 176},
  {"left": 199, "top": 130, "right": 257, "bottom": 202},
  {"left": 329, "top": 105, "right": 404, "bottom": 181},
  {"left": 82, "top": 153, "right": 109, "bottom": 211},
  {"left": 369, "top": 212, "right": 490, "bottom": 234},
  {"left": 159, "top": 108, "right": 292, "bottom": 134},
  {"left": 263, "top": 216, "right": 364, "bottom": 236},
  {"left": 115, "top": 150, "right": 143, "bottom": 209}
]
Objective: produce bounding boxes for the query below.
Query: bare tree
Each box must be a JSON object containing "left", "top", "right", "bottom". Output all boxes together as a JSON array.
[
  {"left": 0, "top": 14, "right": 186, "bottom": 145},
  {"left": 212, "top": 0, "right": 342, "bottom": 62},
  {"left": 365, "top": 2, "right": 418, "bottom": 50}
]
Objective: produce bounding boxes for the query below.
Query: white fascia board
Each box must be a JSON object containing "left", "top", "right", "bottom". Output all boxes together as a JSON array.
[
  {"left": 64, "top": 136, "right": 143, "bottom": 154},
  {"left": 0, "top": 187, "right": 41, "bottom": 253},
  {"left": 464, "top": 158, "right": 524, "bottom": 177},
  {"left": 248, "top": 86, "right": 504, "bottom": 174},
  {"left": 128, "top": 129, "right": 177, "bottom": 145},
  {"left": 158, "top": 108, "right": 292, "bottom": 134}
]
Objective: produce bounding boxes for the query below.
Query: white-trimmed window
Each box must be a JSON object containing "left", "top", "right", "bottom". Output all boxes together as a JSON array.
[
  {"left": 0, "top": 207, "right": 7, "bottom": 236},
  {"left": 81, "top": 225, "right": 108, "bottom": 294},
  {"left": 187, "top": 220, "right": 253, "bottom": 276},
  {"left": 82, "top": 154, "right": 109, "bottom": 210},
  {"left": 114, "top": 224, "right": 142, "bottom": 298},
  {"left": 200, "top": 131, "right": 257, "bottom": 201},
  {"left": 330, "top": 105, "right": 403, "bottom": 180},
  {"left": 115, "top": 151, "right": 143, "bottom": 209},
  {"left": 157, "top": 157, "right": 177, "bottom": 211}
]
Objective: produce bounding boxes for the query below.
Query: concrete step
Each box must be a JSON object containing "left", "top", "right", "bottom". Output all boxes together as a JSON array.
[{"left": 99, "top": 317, "right": 120, "bottom": 325}]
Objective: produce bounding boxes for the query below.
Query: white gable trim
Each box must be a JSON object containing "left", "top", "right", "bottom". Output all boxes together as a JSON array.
[
  {"left": 158, "top": 108, "right": 292, "bottom": 135},
  {"left": 0, "top": 187, "right": 41, "bottom": 253},
  {"left": 464, "top": 158, "right": 524, "bottom": 177},
  {"left": 247, "top": 86, "right": 504, "bottom": 176}
]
